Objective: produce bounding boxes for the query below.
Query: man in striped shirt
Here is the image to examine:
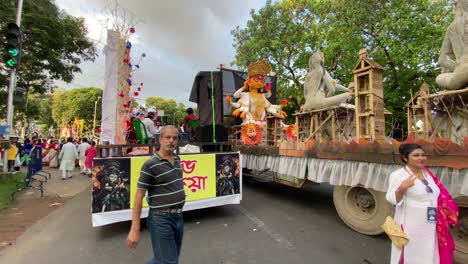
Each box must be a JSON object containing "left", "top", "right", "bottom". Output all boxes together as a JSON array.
[{"left": 127, "top": 125, "right": 186, "bottom": 264}]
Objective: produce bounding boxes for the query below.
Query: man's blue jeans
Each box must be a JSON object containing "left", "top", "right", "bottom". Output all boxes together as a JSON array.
[{"left": 146, "top": 210, "right": 184, "bottom": 264}]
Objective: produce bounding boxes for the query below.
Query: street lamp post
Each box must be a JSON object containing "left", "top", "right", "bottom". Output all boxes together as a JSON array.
[{"left": 92, "top": 96, "right": 101, "bottom": 140}]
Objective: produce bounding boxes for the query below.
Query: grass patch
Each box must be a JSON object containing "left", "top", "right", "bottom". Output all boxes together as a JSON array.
[{"left": 0, "top": 172, "right": 26, "bottom": 211}]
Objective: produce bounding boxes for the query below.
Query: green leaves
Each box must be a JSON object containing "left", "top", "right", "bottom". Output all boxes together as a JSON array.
[
  {"left": 0, "top": 0, "right": 97, "bottom": 98},
  {"left": 51, "top": 88, "right": 102, "bottom": 131},
  {"left": 145, "top": 97, "right": 187, "bottom": 126}
]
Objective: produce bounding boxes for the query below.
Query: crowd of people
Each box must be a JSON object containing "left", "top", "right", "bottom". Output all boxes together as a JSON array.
[
  {"left": 126, "top": 108, "right": 198, "bottom": 146},
  {"left": 0, "top": 135, "right": 97, "bottom": 179},
  {"left": 0, "top": 107, "right": 199, "bottom": 174}
]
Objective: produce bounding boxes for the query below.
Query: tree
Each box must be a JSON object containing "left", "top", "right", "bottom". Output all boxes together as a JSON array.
[
  {"left": 145, "top": 97, "right": 187, "bottom": 126},
  {"left": 51, "top": 88, "right": 102, "bottom": 131},
  {"left": 231, "top": 0, "right": 452, "bottom": 138},
  {"left": 232, "top": 0, "right": 318, "bottom": 105},
  {"left": 38, "top": 96, "right": 54, "bottom": 129},
  {"left": 0, "top": 0, "right": 97, "bottom": 118}
]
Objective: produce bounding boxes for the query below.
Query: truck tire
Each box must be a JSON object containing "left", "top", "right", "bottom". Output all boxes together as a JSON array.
[
  {"left": 333, "top": 185, "right": 393, "bottom": 235},
  {"left": 453, "top": 207, "right": 468, "bottom": 263}
]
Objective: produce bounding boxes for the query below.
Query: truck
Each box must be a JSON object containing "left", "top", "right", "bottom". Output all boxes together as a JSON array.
[{"left": 187, "top": 50, "right": 468, "bottom": 261}]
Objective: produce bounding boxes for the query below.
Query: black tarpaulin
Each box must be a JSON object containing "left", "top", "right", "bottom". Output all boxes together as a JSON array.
[
  {"left": 190, "top": 71, "right": 223, "bottom": 126},
  {"left": 189, "top": 68, "right": 278, "bottom": 143}
]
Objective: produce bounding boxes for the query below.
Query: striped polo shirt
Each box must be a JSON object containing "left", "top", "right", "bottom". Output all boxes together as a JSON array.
[{"left": 137, "top": 153, "right": 186, "bottom": 209}]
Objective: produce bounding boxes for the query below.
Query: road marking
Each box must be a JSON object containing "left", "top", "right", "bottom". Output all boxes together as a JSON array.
[{"left": 237, "top": 206, "right": 295, "bottom": 250}]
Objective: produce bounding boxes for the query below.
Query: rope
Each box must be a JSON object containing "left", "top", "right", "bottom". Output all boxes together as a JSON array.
[{"left": 210, "top": 72, "right": 216, "bottom": 143}]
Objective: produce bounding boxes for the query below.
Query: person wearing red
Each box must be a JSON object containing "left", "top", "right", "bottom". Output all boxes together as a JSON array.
[
  {"left": 48, "top": 140, "right": 60, "bottom": 168},
  {"left": 182, "top": 108, "right": 197, "bottom": 131},
  {"left": 182, "top": 108, "right": 198, "bottom": 143},
  {"left": 126, "top": 117, "right": 137, "bottom": 144},
  {"left": 84, "top": 141, "right": 97, "bottom": 177}
]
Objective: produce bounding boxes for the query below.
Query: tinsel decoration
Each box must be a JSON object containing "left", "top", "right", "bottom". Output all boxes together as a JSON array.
[{"left": 241, "top": 123, "right": 263, "bottom": 146}]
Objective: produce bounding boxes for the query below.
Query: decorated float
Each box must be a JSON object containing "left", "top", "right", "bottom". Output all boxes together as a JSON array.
[
  {"left": 91, "top": 26, "right": 242, "bottom": 227},
  {"left": 188, "top": 47, "right": 468, "bottom": 260},
  {"left": 94, "top": 6, "right": 468, "bottom": 260}
]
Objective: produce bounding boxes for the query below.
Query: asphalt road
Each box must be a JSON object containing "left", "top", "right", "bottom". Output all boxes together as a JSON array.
[{"left": 0, "top": 180, "right": 390, "bottom": 264}]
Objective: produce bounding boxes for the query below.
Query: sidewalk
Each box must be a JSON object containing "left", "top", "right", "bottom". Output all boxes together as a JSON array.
[
  {"left": 34, "top": 167, "right": 91, "bottom": 199},
  {"left": 0, "top": 167, "right": 91, "bottom": 250}
]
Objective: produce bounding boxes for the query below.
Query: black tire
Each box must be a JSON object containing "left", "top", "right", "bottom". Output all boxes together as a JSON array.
[
  {"left": 452, "top": 207, "right": 468, "bottom": 264},
  {"left": 333, "top": 185, "right": 393, "bottom": 235}
]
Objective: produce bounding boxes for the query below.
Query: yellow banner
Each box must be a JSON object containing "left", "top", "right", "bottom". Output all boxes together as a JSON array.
[
  {"left": 130, "top": 157, "right": 150, "bottom": 207},
  {"left": 130, "top": 154, "right": 217, "bottom": 208},
  {"left": 180, "top": 154, "right": 216, "bottom": 201}
]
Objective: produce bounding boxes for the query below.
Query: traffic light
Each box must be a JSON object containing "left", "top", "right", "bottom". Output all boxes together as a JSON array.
[{"left": 5, "top": 23, "right": 21, "bottom": 69}]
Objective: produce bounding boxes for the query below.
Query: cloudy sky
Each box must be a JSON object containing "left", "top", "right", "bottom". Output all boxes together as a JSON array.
[{"left": 54, "top": 0, "right": 267, "bottom": 106}]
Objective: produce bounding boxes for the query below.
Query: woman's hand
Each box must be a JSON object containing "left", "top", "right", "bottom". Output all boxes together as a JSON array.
[
  {"left": 399, "top": 175, "right": 416, "bottom": 192},
  {"left": 394, "top": 175, "right": 416, "bottom": 203}
]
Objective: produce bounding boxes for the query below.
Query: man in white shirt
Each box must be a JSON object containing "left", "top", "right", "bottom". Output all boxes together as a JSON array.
[
  {"left": 59, "top": 137, "right": 79, "bottom": 180},
  {"left": 77, "top": 138, "right": 91, "bottom": 174},
  {"left": 142, "top": 112, "right": 157, "bottom": 140}
]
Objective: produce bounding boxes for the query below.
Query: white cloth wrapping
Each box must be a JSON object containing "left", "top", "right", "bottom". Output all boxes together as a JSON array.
[
  {"left": 59, "top": 142, "right": 78, "bottom": 171},
  {"left": 242, "top": 154, "right": 468, "bottom": 198},
  {"left": 386, "top": 168, "right": 440, "bottom": 264},
  {"left": 100, "top": 30, "right": 120, "bottom": 144}
]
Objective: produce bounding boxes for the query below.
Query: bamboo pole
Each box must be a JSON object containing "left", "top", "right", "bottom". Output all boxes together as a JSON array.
[
  {"left": 422, "top": 87, "right": 468, "bottom": 99},
  {"left": 331, "top": 110, "right": 336, "bottom": 140},
  {"left": 307, "top": 112, "right": 333, "bottom": 140}
]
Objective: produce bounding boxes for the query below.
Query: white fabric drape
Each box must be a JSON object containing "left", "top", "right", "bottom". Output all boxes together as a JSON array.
[
  {"left": 100, "top": 30, "right": 120, "bottom": 144},
  {"left": 242, "top": 154, "right": 468, "bottom": 198}
]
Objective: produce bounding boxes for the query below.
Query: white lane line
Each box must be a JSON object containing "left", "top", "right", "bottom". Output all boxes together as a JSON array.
[{"left": 237, "top": 206, "right": 295, "bottom": 250}]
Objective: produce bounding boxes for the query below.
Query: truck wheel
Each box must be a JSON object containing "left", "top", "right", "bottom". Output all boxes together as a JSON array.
[
  {"left": 333, "top": 185, "right": 392, "bottom": 235},
  {"left": 453, "top": 207, "right": 468, "bottom": 263}
]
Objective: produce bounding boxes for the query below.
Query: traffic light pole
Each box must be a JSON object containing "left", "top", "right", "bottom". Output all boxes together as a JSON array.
[{"left": 3, "top": 0, "right": 23, "bottom": 173}]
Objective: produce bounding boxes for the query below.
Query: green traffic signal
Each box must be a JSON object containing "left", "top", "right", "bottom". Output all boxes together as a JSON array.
[
  {"left": 7, "top": 59, "right": 17, "bottom": 67},
  {"left": 8, "top": 48, "right": 19, "bottom": 57},
  {"left": 4, "top": 23, "right": 21, "bottom": 69}
]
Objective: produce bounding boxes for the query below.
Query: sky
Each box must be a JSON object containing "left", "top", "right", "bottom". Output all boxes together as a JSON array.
[{"left": 54, "top": 0, "right": 267, "bottom": 106}]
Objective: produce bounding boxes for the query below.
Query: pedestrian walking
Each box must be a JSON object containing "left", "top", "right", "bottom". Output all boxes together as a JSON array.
[
  {"left": 47, "top": 140, "right": 59, "bottom": 168},
  {"left": 77, "top": 138, "right": 91, "bottom": 174},
  {"left": 127, "top": 125, "right": 186, "bottom": 264},
  {"left": 84, "top": 141, "right": 97, "bottom": 177},
  {"left": 58, "top": 137, "right": 78, "bottom": 180},
  {"left": 7, "top": 140, "right": 18, "bottom": 172},
  {"left": 386, "top": 143, "right": 459, "bottom": 264}
]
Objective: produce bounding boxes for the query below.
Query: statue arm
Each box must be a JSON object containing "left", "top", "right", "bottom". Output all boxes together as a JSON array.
[
  {"left": 264, "top": 98, "right": 286, "bottom": 119},
  {"left": 323, "top": 70, "right": 348, "bottom": 94},
  {"left": 266, "top": 104, "right": 283, "bottom": 118},
  {"left": 228, "top": 100, "right": 241, "bottom": 108},
  {"left": 438, "top": 32, "right": 457, "bottom": 73},
  {"left": 323, "top": 71, "right": 336, "bottom": 97},
  {"left": 233, "top": 86, "right": 246, "bottom": 98},
  {"left": 334, "top": 83, "right": 349, "bottom": 93}
]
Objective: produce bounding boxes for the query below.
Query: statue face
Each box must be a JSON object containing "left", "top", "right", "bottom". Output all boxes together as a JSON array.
[
  {"left": 248, "top": 74, "right": 265, "bottom": 90},
  {"left": 309, "top": 52, "right": 324, "bottom": 68}
]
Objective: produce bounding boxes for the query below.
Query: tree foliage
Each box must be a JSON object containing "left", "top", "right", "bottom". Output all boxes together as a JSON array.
[
  {"left": 0, "top": 0, "right": 97, "bottom": 118},
  {"left": 232, "top": 0, "right": 453, "bottom": 137},
  {"left": 51, "top": 88, "right": 102, "bottom": 131},
  {"left": 145, "top": 97, "right": 187, "bottom": 126}
]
